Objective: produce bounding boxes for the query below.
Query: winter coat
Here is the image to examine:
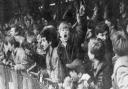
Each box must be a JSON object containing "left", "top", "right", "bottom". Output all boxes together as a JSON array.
[{"left": 92, "top": 61, "right": 112, "bottom": 89}]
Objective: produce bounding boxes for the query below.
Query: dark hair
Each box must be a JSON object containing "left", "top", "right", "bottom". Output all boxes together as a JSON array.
[
  {"left": 27, "top": 30, "right": 35, "bottom": 36},
  {"left": 88, "top": 38, "right": 105, "bottom": 60},
  {"left": 9, "top": 37, "right": 20, "bottom": 48},
  {"left": 41, "top": 25, "right": 59, "bottom": 47},
  {"left": 15, "top": 26, "right": 25, "bottom": 36},
  {"left": 111, "top": 30, "right": 128, "bottom": 56},
  {"left": 95, "top": 22, "right": 109, "bottom": 35},
  {"left": 87, "top": 20, "right": 95, "bottom": 29}
]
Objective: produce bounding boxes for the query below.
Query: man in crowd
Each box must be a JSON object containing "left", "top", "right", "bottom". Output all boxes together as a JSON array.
[
  {"left": 57, "top": 13, "right": 84, "bottom": 75},
  {"left": 40, "top": 25, "right": 65, "bottom": 83},
  {"left": 88, "top": 38, "right": 112, "bottom": 89},
  {"left": 111, "top": 30, "right": 128, "bottom": 89}
]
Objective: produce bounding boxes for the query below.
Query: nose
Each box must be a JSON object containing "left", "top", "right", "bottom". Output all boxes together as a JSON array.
[
  {"left": 40, "top": 44, "right": 44, "bottom": 49},
  {"left": 41, "top": 41, "right": 44, "bottom": 46}
]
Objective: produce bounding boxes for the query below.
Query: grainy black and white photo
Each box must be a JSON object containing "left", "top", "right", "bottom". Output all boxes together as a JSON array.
[{"left": 0, "top": 0, "right": 128, "bottom": 89}]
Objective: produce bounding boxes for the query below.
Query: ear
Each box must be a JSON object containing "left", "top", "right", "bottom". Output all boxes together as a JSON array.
[
  {"left": 15, "top": 32, "right": 18, "bottom": 35},
  {"left": 57, "top": 32, "right": 61, "bottom": 38},
  {"left": 49, "top": 41, "right": 52, "bottom": 46},
  {"left": 88, "top": 51, "right": 95, "bottom": 60}
]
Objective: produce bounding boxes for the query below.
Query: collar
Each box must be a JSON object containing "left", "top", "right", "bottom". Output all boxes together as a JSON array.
[{"left": 47, "top": 46, "right": 53, "bottom": 57}]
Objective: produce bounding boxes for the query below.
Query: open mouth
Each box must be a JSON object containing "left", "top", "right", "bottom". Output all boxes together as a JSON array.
[{"left": 64, "top": 34, "right": 67, "bottom": 38}]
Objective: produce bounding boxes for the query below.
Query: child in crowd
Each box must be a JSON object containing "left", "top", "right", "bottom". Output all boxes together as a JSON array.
[
  {"left": 111, "top": 30, "right": 128, "bottom": 89},
  {"left": 57, "top": 21, "right": 84, "bottom": 75},
  {"left": 88, "top": 38, "right": 112, "bottom": 89},
  {"left": 95, "top": 22, "right": 113, "bottom": 70}
]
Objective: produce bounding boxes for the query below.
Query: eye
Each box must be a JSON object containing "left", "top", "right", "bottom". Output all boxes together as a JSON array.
[
  {"left": 101, "top": 34, "right": 104, "bottom": 36},
  {"left": 42, "top": 39, "right": 45, "bottom": 42},
  {"left": 42, "top": 38, "right": 46, "bottom": 42}
]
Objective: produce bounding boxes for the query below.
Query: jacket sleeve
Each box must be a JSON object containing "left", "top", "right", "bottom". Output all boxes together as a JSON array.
[
  {"left": 116, "top": 66, "right": 128, "bottom": 89},
  {"left": 72, "top": 24, "right": 83, "bottom": 41}
]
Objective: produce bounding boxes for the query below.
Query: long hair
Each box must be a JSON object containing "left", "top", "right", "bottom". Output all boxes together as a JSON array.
[{"left": 41, "top": 25, "right": 59, "bottom": 48}]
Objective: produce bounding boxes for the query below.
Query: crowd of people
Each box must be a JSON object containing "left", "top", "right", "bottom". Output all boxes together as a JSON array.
[{"left": 0, "top": 0, "right": 128, "bottom": 89}]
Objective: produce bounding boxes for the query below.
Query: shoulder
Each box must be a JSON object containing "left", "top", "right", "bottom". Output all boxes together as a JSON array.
[
  {"left": 116, "top": 66, "right": 128, "bottom": 89},
  {"left": 114, "top": 56, "right": 128, "bottom": 72},
  {"left": 113, "top": 56, "right": 128, "bottom": 79}
]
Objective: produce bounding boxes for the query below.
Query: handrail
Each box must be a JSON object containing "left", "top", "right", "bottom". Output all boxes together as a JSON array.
[{"left": 0, "top": 64, "right": 47, "bottom": 89}]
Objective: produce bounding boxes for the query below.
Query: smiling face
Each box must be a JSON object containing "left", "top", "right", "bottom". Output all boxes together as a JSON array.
[
  {"left": 58, "top": 23, "right": 70, "bottom": 43},
  {"left": 96, "top": 31, "right": 108, "bottom": 41}
]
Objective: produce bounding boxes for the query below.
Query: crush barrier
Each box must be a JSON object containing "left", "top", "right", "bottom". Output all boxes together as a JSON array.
[{"left": 0, "top": 64, "right": 48, "bottom": 89}]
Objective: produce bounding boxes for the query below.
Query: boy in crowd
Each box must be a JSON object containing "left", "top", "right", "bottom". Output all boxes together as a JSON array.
[
  {"left": 57, "top": 13, "right": 84, "bottom": 75},
  {"left": 95, "top": 22, "right": 113, "bottom": 68},
  {"left": 9, "top": 26, "right": 25, "bottom": 46},
  {"left": 88, "top": 38, "right": 112, "bottom": 89},
  {"left": 40, "top": 25, "right": 65, "bottom": 83},
  {"left": 111, "top": 30, "right": 128, "bottom": 89}
]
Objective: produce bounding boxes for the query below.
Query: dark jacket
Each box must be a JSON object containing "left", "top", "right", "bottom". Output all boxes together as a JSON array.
[
  {"left": 57, "top": 24, "right": 84, "bottom": 65},
  {"left": 57, "top": 24, "right": 84, "bottom": 75},
  {"left": 91, "top": 61, "right": 112, "bottom": 89}
]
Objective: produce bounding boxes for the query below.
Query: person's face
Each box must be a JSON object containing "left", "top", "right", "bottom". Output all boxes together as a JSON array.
[
  {"left": 40, "top": 37, "right": 50, "bottom": 51},
  {"left": 27, "top": 35, "right": 34, "bottom": 43},
  {"left": 88, "top": 50, "right": 95, "bottom": 61},
  {"left": 37, "top": 34, "right": 42, "bottom": 43},
  {"left": 58, "top": 23, "right": 70, "bottom": 43},
  {"left": 105, "top": 20, "right": 111, "bottom": 27},
  {"left": 96, "top": 31, "right": 108, "bottom": 41},
  {"left": 10, "top": 27, "right": 17, "bottom": 36},
  {"left": 33, "top": 29, "right": 38, "bottom": 35},
  {"left": 86, "top": 28, "right": 93, "bottom": 39},
  {"left": 120, "top": 2, "right": 125, "bottom": 14}
]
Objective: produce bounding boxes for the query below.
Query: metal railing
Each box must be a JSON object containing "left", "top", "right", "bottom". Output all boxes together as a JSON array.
[{"left": 0, "top": 64, "right": 47, "bottom": 89}]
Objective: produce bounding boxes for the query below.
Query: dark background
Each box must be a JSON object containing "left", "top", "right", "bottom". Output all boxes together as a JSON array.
[{"left": 0, "top": 0, "right": 127, "bottom": 24}]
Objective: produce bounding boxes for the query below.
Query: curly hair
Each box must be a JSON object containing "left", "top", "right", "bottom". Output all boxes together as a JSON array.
[{"left": 88, "top": 38, "right": 105, "bottom": 61}]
